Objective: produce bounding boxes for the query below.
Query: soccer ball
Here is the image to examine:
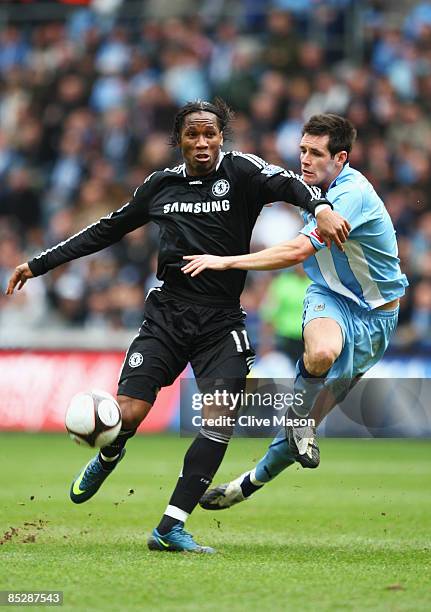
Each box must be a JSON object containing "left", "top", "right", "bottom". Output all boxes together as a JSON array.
[{"left": 65, "top": 390, "right": 122, "bottom": 448}]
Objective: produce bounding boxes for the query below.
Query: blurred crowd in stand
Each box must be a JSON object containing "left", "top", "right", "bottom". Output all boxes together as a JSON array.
[{"left": 0, "top": 0, "right": 430, "bottom": 362}]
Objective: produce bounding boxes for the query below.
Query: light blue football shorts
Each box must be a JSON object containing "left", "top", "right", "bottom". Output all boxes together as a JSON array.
[{"left": 302, "top": 284, "right": 399, "bottom": 386}]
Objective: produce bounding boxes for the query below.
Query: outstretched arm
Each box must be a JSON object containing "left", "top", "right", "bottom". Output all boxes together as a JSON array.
[
  {"left": 182, "top": 234, "right": 316, "bottom": 277},
  {"left": 5, "top": 181, "right": 152, "bottom": 295},
  {"left": 248, "top": 162, "right": 351, "bottom": 250}
]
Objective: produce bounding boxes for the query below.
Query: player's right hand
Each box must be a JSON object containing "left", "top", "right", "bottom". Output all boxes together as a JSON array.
[
  {"left": 5, "top": 263, "right": 34, "bottom": 295},
  {"left": 315, "top": 208, "right": 351, "bottom": 251},
  {"left": 182, "top": 254, "right": 229, "bottom": 277}
]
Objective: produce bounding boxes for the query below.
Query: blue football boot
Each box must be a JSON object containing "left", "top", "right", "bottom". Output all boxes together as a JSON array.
[
  {"left": 147, "top": 524, "right": 215, "bottom": 554},
  {"left": 70, "top": 448, "right": 126, "bottom": 504}
]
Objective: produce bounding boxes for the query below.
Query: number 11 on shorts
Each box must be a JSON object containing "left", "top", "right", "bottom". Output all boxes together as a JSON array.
[{"left": 231, "top": 330, "right": 250, "bottom": 352}]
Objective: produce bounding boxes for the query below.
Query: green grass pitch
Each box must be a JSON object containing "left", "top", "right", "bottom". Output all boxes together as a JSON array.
[{"left": 1, "top": 433, "right": 430, "bottom": 611}]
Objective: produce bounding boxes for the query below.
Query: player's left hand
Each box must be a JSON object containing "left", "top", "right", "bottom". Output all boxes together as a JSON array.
[
  {"left": 182, "top": 255, "right": 229, "bottom": 277},
  {"left": 5, "top": 262, "right": 34, "bottom": 295},
  {"left": 315, "top": 208, "right": 350, "bottom": 251}
]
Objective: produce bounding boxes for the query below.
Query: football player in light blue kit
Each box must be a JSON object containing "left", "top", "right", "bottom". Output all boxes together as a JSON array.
[{"left": 182, "top": 113, "right": 408, "bottom": 509}]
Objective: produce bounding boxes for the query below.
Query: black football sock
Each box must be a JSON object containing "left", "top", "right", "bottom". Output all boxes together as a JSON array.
[
  {"left": 157, "top": 433, "right": 229, "bottom": 535},
  {"left": 240, "top": 472, "right": 263, "bottom": 498},
  {"left": 156, "top": 515, "right": 180, "bottom": 535},
  {"left": 99, "top": 428, "right": 136, "bottom": 470},
  {"left": 292, "top": 357, "right": 329, "bottom": 418}
]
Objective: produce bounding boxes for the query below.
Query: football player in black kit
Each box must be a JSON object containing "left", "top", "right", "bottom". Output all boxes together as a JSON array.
[{"left": 6, "top": 99, "right": 350, "bottom": 553}]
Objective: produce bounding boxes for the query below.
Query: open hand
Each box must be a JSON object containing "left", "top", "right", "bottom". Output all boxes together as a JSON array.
[
  {"left": 316, "top": 208, "right": 350, "bottom": 250},
  {"left": 5, "top": 263, "right": 34, "bottom": 295},
  {"left": 182, "top": 255, "right": 230, "bottom": 277}
]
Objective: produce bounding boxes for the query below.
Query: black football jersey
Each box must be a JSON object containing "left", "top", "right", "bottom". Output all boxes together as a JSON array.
[{"left": 28, "top": 151, "right": 325, "bottom": 307}]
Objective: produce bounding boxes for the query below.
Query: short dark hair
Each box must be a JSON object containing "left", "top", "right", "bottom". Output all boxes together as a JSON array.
[
  {"left": 169, "top": 98, "right": 234, "bottom": 147},
  {"left": 302, "top": 114, "right": 357, "bottom": 157}
]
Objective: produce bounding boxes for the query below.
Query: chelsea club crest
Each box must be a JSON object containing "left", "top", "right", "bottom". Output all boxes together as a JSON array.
[{"left": 212, "top": 179, "right": 230, "bottom": 197}]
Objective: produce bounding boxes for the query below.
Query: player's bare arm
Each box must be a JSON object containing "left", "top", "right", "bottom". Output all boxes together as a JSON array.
[
  {"left": 6, "top": 263, "right": 34, "bottom": 295},
  {"left": 182, "top": 234, "right": 315, "bottom": 277}
]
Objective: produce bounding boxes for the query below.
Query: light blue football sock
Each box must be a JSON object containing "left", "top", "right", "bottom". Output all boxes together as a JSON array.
[{"left": 254, "top": 431, "right": 296, "bottom": 482}]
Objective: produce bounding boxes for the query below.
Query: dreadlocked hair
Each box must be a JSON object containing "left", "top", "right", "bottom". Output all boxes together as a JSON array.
[{"left": 169, "top": 98, "right": 234, "bottom": 147}]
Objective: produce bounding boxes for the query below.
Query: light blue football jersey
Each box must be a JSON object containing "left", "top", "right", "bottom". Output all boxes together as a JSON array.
[{"left": 300, "top": 163, "right": 408, "bottom": 310}]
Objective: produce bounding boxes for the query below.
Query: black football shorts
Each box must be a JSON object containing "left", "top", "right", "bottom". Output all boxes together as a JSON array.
[{"left": 117, "top": 288, "right": 255, "bottom": 404}]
